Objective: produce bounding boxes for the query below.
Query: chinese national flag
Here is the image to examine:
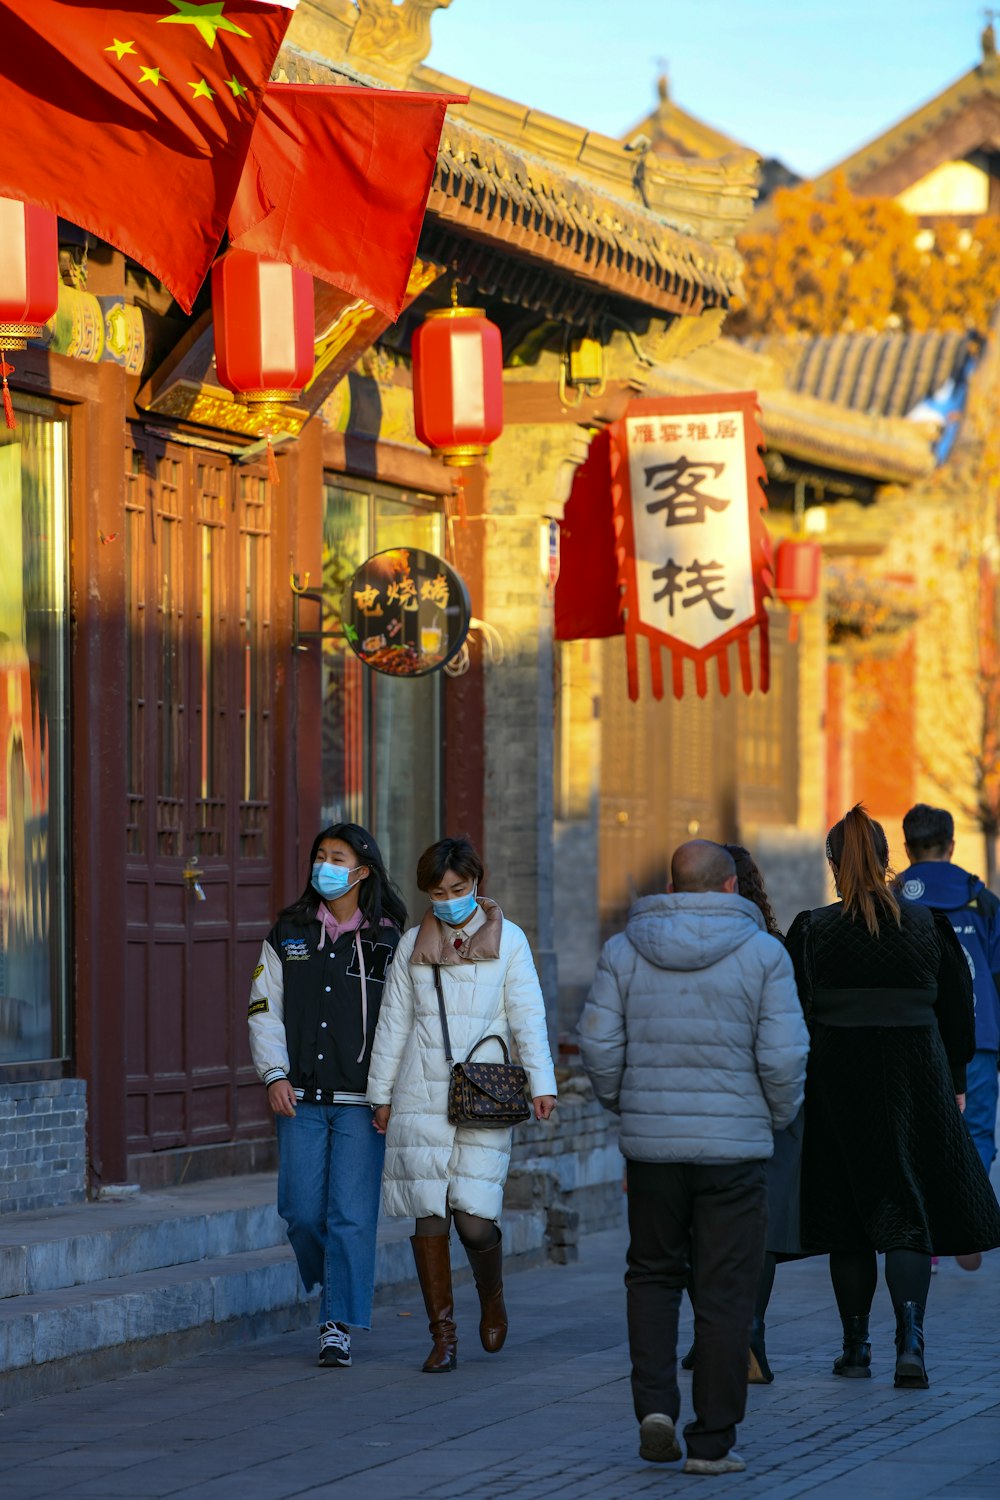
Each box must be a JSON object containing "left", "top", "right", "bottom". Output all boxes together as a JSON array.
[
  {"left": 0, "top": 2, "right": 297, "bottom": 312},
  {"left": 228, "top": 84, "right": 461, "bottom": 320}
]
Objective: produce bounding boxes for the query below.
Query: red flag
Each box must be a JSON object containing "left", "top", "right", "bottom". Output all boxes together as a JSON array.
[
  {"left": 0, "top": 2, "right": 297, "bottom": 312},
  {"left": 228, "top": 84, "right": 462, "bottom": 320}
]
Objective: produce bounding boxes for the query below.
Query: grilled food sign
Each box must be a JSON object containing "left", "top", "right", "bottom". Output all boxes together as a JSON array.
[{"left": 342, "top": 548, "right": 471, "bottom": 677}]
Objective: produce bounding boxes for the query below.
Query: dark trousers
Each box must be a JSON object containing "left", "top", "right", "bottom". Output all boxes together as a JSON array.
[{"left": 626, "top": 1158, "right": 768, "bottom": 1461}]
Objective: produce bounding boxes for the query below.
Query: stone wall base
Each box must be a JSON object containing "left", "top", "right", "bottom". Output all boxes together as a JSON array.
[
  {"left": 0, "top": 1079, "right": 87, "bottom": 1213},
  {"left": 506, "top": 1069, "right": 624, "bottom": 1262}
]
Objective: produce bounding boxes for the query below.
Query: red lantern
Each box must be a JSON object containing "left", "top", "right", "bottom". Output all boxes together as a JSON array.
[
  {"left": 412, "top": 305, "right": 503, "bottom": 466},
  {"left": 0, "top": 196, "right": 59, "bottom": 429},
  {"left": 212, "top": 248, "right": 315, "bottom": 436},
  {"left": 774, "top": 538, "right": 822, "bottom": 641}
]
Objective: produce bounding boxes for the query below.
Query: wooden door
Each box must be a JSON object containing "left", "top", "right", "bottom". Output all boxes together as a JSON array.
[
  {"left": 599, "top": 643, "right": 738, "bottom": 939},
  {"left": 123, "top": 432, "right": 276, "bottom": 1156}
]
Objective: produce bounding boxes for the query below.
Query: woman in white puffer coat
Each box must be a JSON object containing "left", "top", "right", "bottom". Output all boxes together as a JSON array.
[{"left": 368, "top": 836, "right": 557, "bottom": 1373}]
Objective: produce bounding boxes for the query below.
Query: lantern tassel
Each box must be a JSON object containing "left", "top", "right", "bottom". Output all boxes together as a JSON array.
[
  {"left": 1, "top": 355, "right": 16, "bottom": 430},
  {"left": 266, "top": 433, "right": 280, "bottom": 487}
]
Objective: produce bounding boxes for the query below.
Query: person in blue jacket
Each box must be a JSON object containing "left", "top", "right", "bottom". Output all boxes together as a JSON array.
[{"left": 899, "top": 804, "right": 1000, "bottom": 1206}]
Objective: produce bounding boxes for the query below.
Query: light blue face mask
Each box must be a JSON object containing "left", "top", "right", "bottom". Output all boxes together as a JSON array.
[
  {"left": 311, "top": 861, "right": 359, "bottom": 901},
  {"left": 432, "top": 885, "right": 478, "bottom": 926}
]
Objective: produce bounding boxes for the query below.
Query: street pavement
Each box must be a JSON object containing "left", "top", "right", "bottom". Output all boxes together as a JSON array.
[{"left": 3, "top": 1221, "right": 999, "bottom": 1500}]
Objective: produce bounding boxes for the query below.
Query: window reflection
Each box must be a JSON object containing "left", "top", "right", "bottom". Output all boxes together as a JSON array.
[
  {"left": 0, "top": 409, "right": 68, "bottom": 1062},
  {"left": 320, "top": 481, "right": 443, "bottom": 921}
]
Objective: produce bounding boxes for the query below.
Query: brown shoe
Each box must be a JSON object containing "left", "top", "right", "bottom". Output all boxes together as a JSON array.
[
  {"left": 463, "top": 1231, "right": 508, "bottom": 1353},
  {"left": 410, "top": 1235, "right": 458, "bottom": 1372},
  {"left": 955, "top": 1253, "right": 983, "bottom": 1272}
]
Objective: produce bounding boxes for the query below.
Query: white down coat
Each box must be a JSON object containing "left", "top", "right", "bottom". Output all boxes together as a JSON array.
[{"left": 366, "top": 904, "right": 558, "bottom": 1222}]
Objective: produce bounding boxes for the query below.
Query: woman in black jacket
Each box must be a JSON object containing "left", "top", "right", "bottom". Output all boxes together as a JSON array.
[
  {"left": 247, "top": 823, "right": 406, "bottom": 1370},
  {"left": 786, "top": 804, "right": 1000, "bottom": 1389}
]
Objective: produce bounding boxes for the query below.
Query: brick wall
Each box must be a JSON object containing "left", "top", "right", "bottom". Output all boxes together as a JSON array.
[
  {"left": 505, "top": 1070, "right": 625, "bottom": 1261},
  {"left": 0, "top": 1080, "right": 87, "bottom": 1212}
]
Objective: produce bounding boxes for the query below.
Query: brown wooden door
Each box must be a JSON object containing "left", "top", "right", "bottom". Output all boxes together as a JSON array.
[
  {"left": 599, "top": 643, "right": 738, "bottom": 940},
  {"left": 123, "top": 432, "right": 276, "bottom": 1156}
]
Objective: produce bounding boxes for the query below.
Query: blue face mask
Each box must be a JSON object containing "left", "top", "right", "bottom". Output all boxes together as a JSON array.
[
  {"left": 432, "top": 886, "right": 478, "bottom": 926},
  {"left": 311, "top": 862, "right": 358, "bottom": 901}
]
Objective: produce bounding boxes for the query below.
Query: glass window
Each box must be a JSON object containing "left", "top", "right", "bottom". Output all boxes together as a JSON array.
[
  {"left": 0, "top": 406, "right": 69, "bottom": 1063},
  {"left": 320, "top": 480, "right": 444, "bottom": 921}
]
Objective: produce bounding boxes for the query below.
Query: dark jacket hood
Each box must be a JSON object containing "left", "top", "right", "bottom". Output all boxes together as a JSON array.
[
  {"left": 899, "top": 862, "right": 984, "bottom": 913},
  {"left": 625, "top": 892, "right": 766, "bottom": 973}
]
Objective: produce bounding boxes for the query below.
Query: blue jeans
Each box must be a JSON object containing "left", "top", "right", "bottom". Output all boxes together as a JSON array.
[
  {"left": 965, "top": 1049, "right": 999, "bottom": 1178},
  {"left": 276, "top": 1103, "right": 385, "bottom": 1328}
]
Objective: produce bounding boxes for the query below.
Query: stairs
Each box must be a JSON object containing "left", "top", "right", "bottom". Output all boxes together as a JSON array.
[{"left": 0, "top": 1174, "right": 547, "bottom": 1406}]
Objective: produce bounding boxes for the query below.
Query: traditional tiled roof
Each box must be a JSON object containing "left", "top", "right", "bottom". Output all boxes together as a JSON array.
[
  {"left": 750, "top": 330, "right": 970, "bottom": 418},
  {"left": 751, "top": 42, "right": 1000, "bottom": 227},
  {"left": 653, "top": 337, "right": 937, "bottom": 484},
  {"left": 621, "top": 82, "right": 748, "bottom": 162},
  {"left": 424, "top": 115, "right": 746, "bottom": 316},
  {"left": 810, "top": 54, "right": 1000, "bottom": 200},
  {"left": 277, "top": 46, "right": 755, "bottom": 317}
]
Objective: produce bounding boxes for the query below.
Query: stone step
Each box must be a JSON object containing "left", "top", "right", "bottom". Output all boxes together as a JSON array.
[
  {"left": 0, "top": 1194, "right": 549, "bottom": 1408},
  {"left": 0, "top": 1175, "right": 287, "bottom": 1299}
]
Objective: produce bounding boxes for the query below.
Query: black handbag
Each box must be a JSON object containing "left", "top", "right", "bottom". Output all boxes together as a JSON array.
[{"left": 433, "top": 965, "right": 531, "bottom": 1128}]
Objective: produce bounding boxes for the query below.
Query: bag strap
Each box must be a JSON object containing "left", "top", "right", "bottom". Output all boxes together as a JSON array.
[
  {"left": 432, "top": 965, "right": 454, "bottom": 1064},
  {"left": 464, "top": 1034, "right": 513, "bottom": 1066}
]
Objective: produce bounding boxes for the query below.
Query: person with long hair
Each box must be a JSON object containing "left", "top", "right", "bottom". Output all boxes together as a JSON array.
[
  {"left": 248, "top": 823, "right": 407, "bottom": 1370},
  {"left": 367, "top": 836, "right": 557, "bottom": 1374},
  {"left": 786, "top": 805, "right": 1000, "bottom": 1389}
]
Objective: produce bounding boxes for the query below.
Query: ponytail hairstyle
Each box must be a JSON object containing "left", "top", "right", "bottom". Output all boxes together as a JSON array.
[
  {"left": 825, "top": 803, "right": 901, "bottom": 937},
  {"left": 726, "top": 845, "right": 781, "bottom": 936},
  {"left": 280, "top": 823, "right": 408, "bottom": 933}
]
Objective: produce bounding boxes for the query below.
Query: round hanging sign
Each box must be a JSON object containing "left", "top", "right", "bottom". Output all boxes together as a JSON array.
[{"left": 341, "top": 548, "right": 471, "bottom": 677}]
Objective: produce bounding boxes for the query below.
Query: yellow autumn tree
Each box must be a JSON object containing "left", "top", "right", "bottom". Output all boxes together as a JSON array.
[{"left": 730, "top": 173, "right": 1000, "bottom": 336}]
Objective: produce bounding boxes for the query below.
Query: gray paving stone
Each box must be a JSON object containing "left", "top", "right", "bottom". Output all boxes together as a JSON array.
[{"left": 4, "top": 1221, "right": 1000, "bottom": 1500}]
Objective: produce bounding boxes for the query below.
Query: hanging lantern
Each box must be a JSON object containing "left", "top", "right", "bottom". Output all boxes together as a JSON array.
[
  {"left": 411, "top": 304, "right": 503, "bottom": 466},
  {"left": 212, "top": 249, "right": 315, "bottom": 478},
  {"left": 0, "top": 197, "right": 59, "bottom": 430},
  {"left": 774, "top": 538, "right": 822, "bottom": 641}
]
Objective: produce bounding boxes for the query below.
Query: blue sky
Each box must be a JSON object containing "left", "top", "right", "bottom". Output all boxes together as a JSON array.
[{"left": 425, "top": 1, "right": 978, "bottom": 178}]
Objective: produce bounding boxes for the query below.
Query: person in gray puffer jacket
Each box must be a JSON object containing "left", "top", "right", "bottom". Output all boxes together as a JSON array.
[{"left": 578, "top": 840, "right": 808, "bottom": 1478}]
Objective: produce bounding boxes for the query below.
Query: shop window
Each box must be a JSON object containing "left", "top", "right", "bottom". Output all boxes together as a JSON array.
[
  {"left": 0, "top": 406, "right": 69, "bottom": 1063},
  {"left": 321, "top": 479, "right": 443, "bottom": 919}
]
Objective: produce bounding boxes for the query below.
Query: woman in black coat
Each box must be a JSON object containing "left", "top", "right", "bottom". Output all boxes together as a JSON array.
[{"left": 786, "top": 804, "right": 1000, "bottom": 1390}]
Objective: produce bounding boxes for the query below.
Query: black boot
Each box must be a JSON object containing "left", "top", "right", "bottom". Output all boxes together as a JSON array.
[
  {"left": 893, "top": 1301, "right": 929, "bottom": 1389},
  {"left": 833, "top": 1314, "right": 871, "bottom": 1378},
  {"left": 680, "top": 1342, "right": 695, "bottom": 1371},
  {"left": 748, "top": 1317, "right": 774, "bottom": 1384}
]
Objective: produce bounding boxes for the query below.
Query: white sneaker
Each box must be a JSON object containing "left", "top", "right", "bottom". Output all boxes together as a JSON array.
[
  {"left": 318, "top": 1322, "right": 352, "bottom": 1367},
  {"left": 638, "top": 1413, "right": 681, "bottom": 1463},
  {"left": 684, "top": 1452, "right": 747, "bottom": 1475}
]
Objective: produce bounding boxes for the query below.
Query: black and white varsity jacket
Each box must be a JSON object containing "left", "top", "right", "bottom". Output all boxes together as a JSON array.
[{"left": 247, "top": 913, "right": 401, "bottom": 1104}]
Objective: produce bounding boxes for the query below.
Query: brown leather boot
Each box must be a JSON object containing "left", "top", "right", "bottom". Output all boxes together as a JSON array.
[
  {"left": 463, "top": 1231, "right": 508, "bottom": 1353},
  {"left": 410, "top": 1234, "right": 457, "bottom": 1372}
]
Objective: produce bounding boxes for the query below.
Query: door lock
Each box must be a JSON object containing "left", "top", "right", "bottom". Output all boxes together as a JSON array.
[{"left": 183, "top": 856, "right": 207, "bottom": 902}]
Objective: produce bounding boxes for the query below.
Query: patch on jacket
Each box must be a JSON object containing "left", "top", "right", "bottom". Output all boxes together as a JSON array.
[
  {"left": 252, "top": 962, "right": 264, "bottom": 980},
  {"left": 901, "top": 878, "right": 925, "bottom": 900},
  {"left": 248, "top": 998, "right": 269, "bottom": 1016},
  {"left": 281, "top": 938, "right": 311, "bottom": 961}
]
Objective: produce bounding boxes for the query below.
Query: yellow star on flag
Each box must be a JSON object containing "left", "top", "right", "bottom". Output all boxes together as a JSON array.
[
  {"left": 139, "top": 67, "right": 166, "bottom": 86},
  {"left": 225, "top": 75, "right": 248, "bottom": 99},
  {"left": 188, "top": 78, "right": 216, "bottom": 101},
  {"left": 105, "top": 39, "right": 137, "bottom": 60},
  {"left": 159, "top": 2, "right": 252, "bottom": 49}
]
